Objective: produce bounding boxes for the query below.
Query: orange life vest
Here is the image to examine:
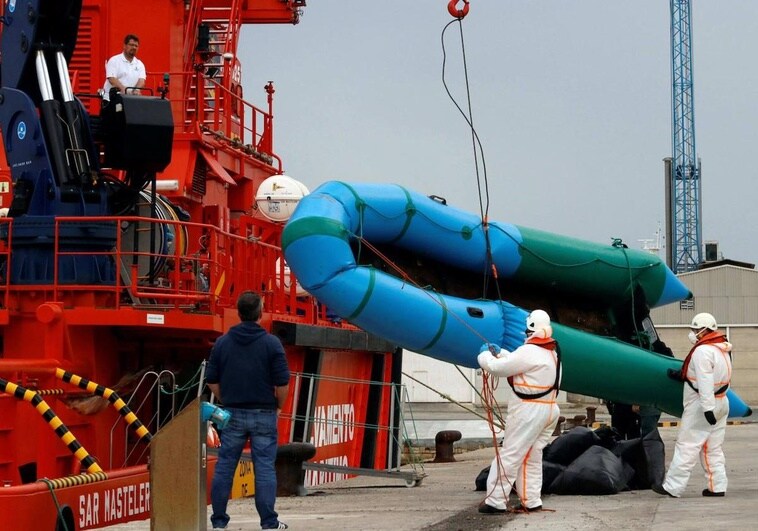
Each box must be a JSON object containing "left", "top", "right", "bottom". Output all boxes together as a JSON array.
[{"left": 680, "top": 331, "right": 730, "bottom": 395}]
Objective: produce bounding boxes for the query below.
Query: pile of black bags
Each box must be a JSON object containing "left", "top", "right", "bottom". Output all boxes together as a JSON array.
[{"left": 475, "top": 426, "right": 665, "bottom": 495}]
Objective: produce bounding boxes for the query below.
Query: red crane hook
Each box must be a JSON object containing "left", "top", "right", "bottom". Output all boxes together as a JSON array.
[{"left": 447, "top": 0, "right": 470, "bottom": 20}]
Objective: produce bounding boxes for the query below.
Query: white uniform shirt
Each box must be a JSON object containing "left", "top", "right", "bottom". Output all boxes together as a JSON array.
[{"left": 103, "top": 53, "right": 146, "bottom": 101}]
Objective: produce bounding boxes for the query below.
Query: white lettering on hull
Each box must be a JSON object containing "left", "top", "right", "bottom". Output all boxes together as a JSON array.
[
  {"left": 79, "top": 481, "right": 150, "bottom": 527},
  {"left": 310, "top": 403, "right": 355, "bottom": 447},
  {"left": 304, "top": 455, "right": 350, "bottom": 486}
]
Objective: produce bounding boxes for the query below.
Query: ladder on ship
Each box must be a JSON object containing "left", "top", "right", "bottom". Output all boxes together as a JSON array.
[{"left": 184, "top": 0, "right": 243, "bottom": 126}]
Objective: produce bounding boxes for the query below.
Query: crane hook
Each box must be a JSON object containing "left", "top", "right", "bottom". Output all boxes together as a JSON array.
[{"left": 447, "top": 0, "right": 470, "bottom": 20}]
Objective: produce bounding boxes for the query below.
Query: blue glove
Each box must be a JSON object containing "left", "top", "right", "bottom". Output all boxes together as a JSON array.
[{"left": 479, "top": 343, "right": 501, "bottom": 355}]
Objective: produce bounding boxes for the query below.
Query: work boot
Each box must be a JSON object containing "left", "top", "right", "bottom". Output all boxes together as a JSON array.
[
  {"left": 478, "top": 502, "right": 506, "bottom": 514},
  {"left": 506, "top": 504, "right": 542, "bottom": 514},
  {"left": 702, "top": 489, "right": 725, "bottom": 497},
  {"left": 652, "top": 484, "right": 676, "bottom": 498}
]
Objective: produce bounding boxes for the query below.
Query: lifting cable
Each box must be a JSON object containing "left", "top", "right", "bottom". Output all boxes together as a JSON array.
[
  {"left": 441, "top": 1, "right": 500, "bottom": 302},
  {"left": 440, "top": 3, "right": 643, "bottom": 512},
  {"left": 612, "top": 237, "right": 648, "bottom": 350},
  {"left": 442, "top": 1, "right": 527, "bottom": 509},
  {"left": 346, "top": 3, "right": 546, "bottom": 506}
]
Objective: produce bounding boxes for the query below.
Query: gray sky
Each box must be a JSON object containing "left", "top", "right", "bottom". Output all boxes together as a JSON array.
[{"left": 239, "top": 1, "right": 758, "bottom": 268}]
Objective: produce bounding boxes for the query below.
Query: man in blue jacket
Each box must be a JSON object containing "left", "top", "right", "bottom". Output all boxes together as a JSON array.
[{"left": 207, "top": 291, "right": 291, "bottom": 530}]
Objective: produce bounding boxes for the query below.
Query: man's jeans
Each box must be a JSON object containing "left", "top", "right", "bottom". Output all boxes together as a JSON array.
[{"left": 210, "top": 408, "right": 279, "bottom": 529}]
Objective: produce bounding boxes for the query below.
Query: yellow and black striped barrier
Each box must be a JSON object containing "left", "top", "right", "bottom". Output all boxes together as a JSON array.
[
  {"left": 0, "top": 377, "right": 103, "bottom": 474},
  {"left": 55, "top": 369, "right": 153, "bottom": 443},
  {"left": 38, "top": 471, "right": 108, "bottom": 489}
]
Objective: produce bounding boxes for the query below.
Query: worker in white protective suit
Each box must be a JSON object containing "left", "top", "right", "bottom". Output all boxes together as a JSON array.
[
  {"left": 653, "top": 312, "right": 733, "bottom": 498},
  {"left": 477, "top": 309, "right": 561, "bottom": 514}
]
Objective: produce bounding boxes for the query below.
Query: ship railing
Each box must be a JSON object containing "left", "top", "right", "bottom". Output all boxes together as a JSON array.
[
  {"left": 146, "top": 69, "right": 281, "bottom": 171},
  {"left": 109, "top": 369, "right": 176, "bottom": 469},
  {"left": 0, "top": 214, "right": 322, "bottom": 321},
  {"left": 286, "top": 372, "right": 425, "bottom": 486},
  {"left": 182, "top": 0, "right": 205, "bottom": 70}
]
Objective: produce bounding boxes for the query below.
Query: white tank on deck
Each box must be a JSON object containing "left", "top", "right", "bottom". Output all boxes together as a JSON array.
[{"left": 255, "top": 174, "right": 309, "bottom": 222}]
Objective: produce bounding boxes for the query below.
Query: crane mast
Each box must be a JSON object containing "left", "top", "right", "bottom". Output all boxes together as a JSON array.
[{"left": 668, "top": 0, "right": 702, "bottom": 273}]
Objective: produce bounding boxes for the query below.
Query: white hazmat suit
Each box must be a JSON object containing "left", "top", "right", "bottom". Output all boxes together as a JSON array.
[
  {"left": 477, "top": 318, "right": 561, "bottom": 512},
  {"left": 661, "top": 330, "right": 732, "bottom": 497}
]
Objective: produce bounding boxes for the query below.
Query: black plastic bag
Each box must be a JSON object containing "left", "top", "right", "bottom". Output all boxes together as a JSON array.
[
  {"left": 542, "top": 461, "right": 566, "bottom": 494},
  {"left": 641, "top": 428, "right": 666, "bottom": 488},
  {"left": 543, "top": 426, "right": 601, "bottom": 466},
  {"left": 548, "top": 445, "right": 627, "bottom": 495},
  {"left": 612, "top": 437, "right": 646, "bottom": 489},
  {"left": 610, "top": 428, "right": 666, "bottom": 489},
  {"left": 621, "top": 460, "right": 637, "bottom": 490},
  {"left": 594, "top": 425, "right": 622, "bottom": 449}
]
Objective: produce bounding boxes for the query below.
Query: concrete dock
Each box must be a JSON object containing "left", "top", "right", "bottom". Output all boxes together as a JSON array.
[{"left": 102, "top": 404, "right": 758, "bottom": 530}]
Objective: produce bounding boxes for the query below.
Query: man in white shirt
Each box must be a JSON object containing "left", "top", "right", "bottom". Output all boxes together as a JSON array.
[{"left": 103, "top": 34, "right": 146, "bottom": 102}]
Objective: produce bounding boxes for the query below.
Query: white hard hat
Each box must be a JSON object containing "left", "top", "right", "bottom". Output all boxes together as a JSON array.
[
  {"left": 526, "top": 309, "right": 551, "bottom": 332},
  {"left": 690, "top": 312, "right": 717, "bottom": 331}
]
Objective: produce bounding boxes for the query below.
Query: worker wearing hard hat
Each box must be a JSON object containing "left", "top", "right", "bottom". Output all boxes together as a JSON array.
[
  {"left": 653, "top": 312, "right": 733, "bottom": 498},
  {"left": 477, "top": 309, "right": 562, "bottom": 514}
]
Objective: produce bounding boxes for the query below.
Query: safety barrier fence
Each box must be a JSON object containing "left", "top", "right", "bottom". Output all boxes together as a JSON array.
[{"left": 74, "top": 64, "right": 279, "bottom": 171}]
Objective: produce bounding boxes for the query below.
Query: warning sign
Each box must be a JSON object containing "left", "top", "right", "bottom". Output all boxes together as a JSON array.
[{"left": 231, "top": 460, "right": 255, "bottom": 498}]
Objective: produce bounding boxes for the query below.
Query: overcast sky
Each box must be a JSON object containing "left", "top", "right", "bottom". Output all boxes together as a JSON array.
[{"left": 239, "top": 1, "right": 758, "bottom": 268}]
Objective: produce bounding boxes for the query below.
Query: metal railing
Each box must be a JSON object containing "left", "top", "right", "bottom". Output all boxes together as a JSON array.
[
  {"left": 145, "top": 70, "right": 280, "bottom": 170},
  {"left": 286, "top": 372, "right": 425, "bottom": 482},
  {"left": 109, "top": 370, "right": 176, "bottom": 469},
  {"left": 0, "top": 215, "right": 323, "bottom": 320}
]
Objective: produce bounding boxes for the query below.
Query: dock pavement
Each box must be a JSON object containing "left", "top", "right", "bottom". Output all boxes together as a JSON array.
[{"left": 102, "top": 403, "right": 757, "bottom": 530}]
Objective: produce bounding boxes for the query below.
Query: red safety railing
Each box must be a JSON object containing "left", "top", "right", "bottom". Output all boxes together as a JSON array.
[
  {"left": 0, "top": 215, "right": 326, "bottom": 322},
  {"left": 146, "top": 70, "right": 281, "bottom": 171}
]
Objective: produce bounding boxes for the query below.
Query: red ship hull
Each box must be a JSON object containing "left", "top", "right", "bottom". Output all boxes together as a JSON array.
[{"left": 0, "top": 2, "right": 400, "bottom": 528}]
